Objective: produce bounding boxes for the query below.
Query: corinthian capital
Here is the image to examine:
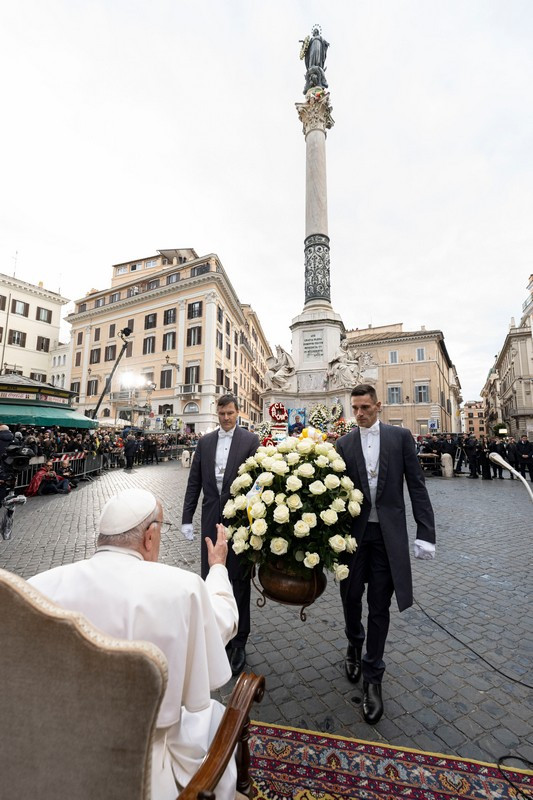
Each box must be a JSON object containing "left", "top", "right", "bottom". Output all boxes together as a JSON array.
[{"left": 295, "top": 89, "right": 335, "bottom": 136}]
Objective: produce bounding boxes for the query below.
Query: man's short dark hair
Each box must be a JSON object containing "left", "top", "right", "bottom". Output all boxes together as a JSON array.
[
  {"left": 217, "top": 394, "right": 239, "bottom": 412},
  {"left": 350, "top": 384, "right": 378, "bottom": 403}
]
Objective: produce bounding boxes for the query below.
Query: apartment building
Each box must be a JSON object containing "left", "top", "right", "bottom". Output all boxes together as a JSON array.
[
  {"left": 0, "top": 274, "right": 69, "bottom": 383},
  {"left": 346, "top": 323, "right": 462, "bottom": 434},
  {"left": 461, "top": 400, "right": 486, "bottom": 438},
  {"left": 66, "top": 249, "right": 272, "bottom": 432}
]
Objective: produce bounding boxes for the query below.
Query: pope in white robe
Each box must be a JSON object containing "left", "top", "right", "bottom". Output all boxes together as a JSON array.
[{"left": 29, "top": 488, "right": 239, "bottom": 800}]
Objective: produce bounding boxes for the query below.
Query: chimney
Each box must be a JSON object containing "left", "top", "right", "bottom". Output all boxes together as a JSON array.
[{"left": 510, "top": 317, "right": 515, "bottom": 328}]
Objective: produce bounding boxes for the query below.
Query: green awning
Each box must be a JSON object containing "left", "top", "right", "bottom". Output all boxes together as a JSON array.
[{"left": 0, "top": 403, "right": 98, "bottom": 429}]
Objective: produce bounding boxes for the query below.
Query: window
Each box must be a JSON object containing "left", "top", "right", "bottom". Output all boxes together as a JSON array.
[
  {"left": 116, "top": 266, "right": 128, "bottom": 275},
  {"left": 89, "top": 348, "right": 101, "bottom": 364},
  {"left": 416, "top": 347, "right": 425, "bottom": 361},
  {"left": 109, "top": 324, "right": 115, "bottom": 338},
  {"left": 125, "top": 341, "right": 133, "bottom": 358},
  {"left": 109, "top": 292, "right": 121, "bottom": 303},
  {"left": 216, "top": 330, "right": 223, "bottom": 350},
  {"left": 36, "top": 306, "right": 52, "bottom": 323},
  {"left": 75, "top": 352, "right": 81, "bottom": 367},
  {"left": 11, "top": 299, "right": 29, "bottom": 317},
  {"left": 160, "top": 370, "right": 172, "bottom": 389},
  {"left": 8, "top": 330, "right": 26, "bottom": 347},
  {"left": 145, "top": 259, "right": 158, "bottom": 268},
  {"left": 130, "top": 263, "right": 142, "bottom": 272},
  {"left": 415, "top": 384, "right": 430, "bottom": 403},
  {"left": 94, "top": 328, "right": 100, "bottom": 342},
  {"left": 190, "top": 264, "right": 210, "bottom": 277},
  {"left": 184, "top": 402, "right": 199, "bottom": 414},
  {"left": 30, "top": 372, "right": 46, "bottom": 382},
  {"left": 79, "top": 303, "right": 87, "bottom": 312},
  {"left": 143, "top": 336, "right": 156, "bottom": 355},
  {"left": 105, "top": 344, "right": 117, "bottom": 361},
  {"left": 164, "top": 308, "right": 176, "bottom": 325},
  {"left": 217, "top": 306, "right": 223, "bottom": 323},
  {"left": 0, "top": 295, "right": 5, "bottom": 310},
  {"left": 147, "top": 279, "right": 160, "bottom": 290},
  {"left": 127, "top": 286, "right": 140, "bottom": 298},
  {"left": 167, "top": 273, "right": 180, "bottom": 285},
  {"left": 185, "top": 365, "right": 199, "bottom": 384},
  {"left": 70, "top": 381, "right": 80, "bottom": 398},
  {"left": 387, "top": 386, "right": 402, "bottom": 404},
  {"left": 389, "top": 350, "right": 398, "bottom": 364},
  {"left": 226, "top": 343, "right": 231, "bottom": 360},
  {"left": 187, "top": 326, "right": 202, "bottom": 346},
  {"left": 234, "top": 332, "right": 238, "bottom": 347},
  {"left": 144, "top": 313, "right": 157, "bottom": 329},
  {"left": 233, "top": 381, "right": 238, "bottom": 396},
  {"left": 225, "top": 320, "right": 230, "bottom": 336},
  {"left": 87, "top": 379, "right": 98, "bottom": 396},
  {"left": 188, "top": 301, "right": 202, "bottom": 319},
  {"left": 95, "top": 297, "right": 105, "bottom": 308},
  {"left": 36, "top": 336, "right": 50, "bottom": 352},
  {"left": 144, "top": 371, "right": 154, "bottom": 385},
  {"left": 216, "top": 367, "right": 224, "bottom": 386},
  {"left": 77, "top": 331, "right": 83, "bottom": 345},
  {"left": 162, "top": 331, "right": 176, "bottom": 351},
  {"left": 128, "top": 319, "right": 134, "bottom": 331}
]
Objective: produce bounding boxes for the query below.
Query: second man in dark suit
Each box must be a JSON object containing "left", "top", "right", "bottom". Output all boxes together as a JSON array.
[{"left": 182, "top": 395, "right": 259, "bottom": 675}]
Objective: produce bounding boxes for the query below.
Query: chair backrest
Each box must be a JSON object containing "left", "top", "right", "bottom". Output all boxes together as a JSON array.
[{"left": 0, "top": 567, "right": 168, "bottom": 800}]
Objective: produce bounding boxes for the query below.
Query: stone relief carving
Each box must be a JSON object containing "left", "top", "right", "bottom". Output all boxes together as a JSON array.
[
  {"left": 327, "top": 340, "right": 363, "bottom": 389},
  {"left": 265, "top": 345, "right": 296, "bottom": 391},
  {"left": 304, "top": 234, "right": 331, "bottom": 303}
]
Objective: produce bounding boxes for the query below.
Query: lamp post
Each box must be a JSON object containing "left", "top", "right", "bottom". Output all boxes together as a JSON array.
[{"left": 91, "top": 327, "right": 132, "bottom": 420}]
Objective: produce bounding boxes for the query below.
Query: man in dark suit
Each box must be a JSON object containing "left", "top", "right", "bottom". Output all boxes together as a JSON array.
[
  {"left": 336, "top": 384, "right": 436, "bottom": 725},
  {"left": 181, "top": 395, "right": 259, "bottom": 675}
]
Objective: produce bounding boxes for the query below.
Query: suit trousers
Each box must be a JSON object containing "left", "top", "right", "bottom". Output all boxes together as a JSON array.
[
  {"left": 201, "top": 540, "right": 251, "bottom": 649},
  {"left": 340, "top": 522, "right": 394, "bottom": 684}
]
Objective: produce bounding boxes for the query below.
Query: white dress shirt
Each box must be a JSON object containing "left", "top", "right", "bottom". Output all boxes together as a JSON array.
[
  {"left": 215, "top": 427, "right": 235, "bottom": 494},
  {"left": 360, "top": 420, "right": 380, "bottom": 522}
]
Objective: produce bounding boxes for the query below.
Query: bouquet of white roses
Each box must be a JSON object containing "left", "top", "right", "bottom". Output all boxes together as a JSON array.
[{"left": 223, "top": 436, "right": 363, "bottom": 581}]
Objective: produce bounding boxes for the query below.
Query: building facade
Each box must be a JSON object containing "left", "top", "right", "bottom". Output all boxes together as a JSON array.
[
  {"left": 461, "top": 400, "right": 486, "bottom": 438},
  {"left": 0, "top": 274, "right": 69, "bottom": 383},
  {"left": 345, "top": 323, "right": 462, "bottom": 434},
  {"left": 65, "top": 249, "right": 272, "bottom": 432}
]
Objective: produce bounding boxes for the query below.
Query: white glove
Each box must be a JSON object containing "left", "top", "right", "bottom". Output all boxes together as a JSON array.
[
  {"left": 414, "top": 539, "right": 435, "bottom": 560},
  {"left": 181, "top": 524, "right": 194, "bottom": 541}
]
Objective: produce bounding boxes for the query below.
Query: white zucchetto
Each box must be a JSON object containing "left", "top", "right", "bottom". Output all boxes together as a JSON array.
[{"left": 99, "top": 488, "right": 157, "bottom": 536}]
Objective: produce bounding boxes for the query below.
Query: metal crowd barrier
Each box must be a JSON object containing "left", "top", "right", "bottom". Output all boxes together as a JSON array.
[{"left": 15, "top": 453, "right": 104, "bottom": 490}]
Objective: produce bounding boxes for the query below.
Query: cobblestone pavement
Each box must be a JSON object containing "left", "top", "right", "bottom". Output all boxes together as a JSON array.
[{"left": 1, "top": 462, "right": 532, "bottom": 767}]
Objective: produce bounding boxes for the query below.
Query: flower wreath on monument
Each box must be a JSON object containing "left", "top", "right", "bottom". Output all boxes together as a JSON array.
[
  {"left": 308, "top": 403, "right": 330, "bottom": 432},
  {"left": 223, "top": 428, "right": 363, "bottom": 617}
]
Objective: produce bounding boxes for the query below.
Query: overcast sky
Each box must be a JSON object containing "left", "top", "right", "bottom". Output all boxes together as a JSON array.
[{"left": 1, "top": 0, "right": 532, "bottom": 401}]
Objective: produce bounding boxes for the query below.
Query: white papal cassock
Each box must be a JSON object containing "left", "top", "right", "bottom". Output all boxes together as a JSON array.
[{"left": 29, "top": 546, "right": 238, "bottom": 800}]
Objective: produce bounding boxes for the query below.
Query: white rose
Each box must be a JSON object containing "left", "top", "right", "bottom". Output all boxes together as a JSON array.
[
  {"left": 250, "top": 501, "right": 267, "bottom": 519},
  {"left": 331, "top": 458, "right": 347, "bottom": 473},
  {"left": 327, "top": 449, "right": 339, "bottom": 461},
  {"left": 261, "top": 490, "right": 275, "bottom": 505},
  {"left": 275, "top": 493, "right": 287, "bottom": 505},
  {"left": 270, "top": 537, "right": 289, "bottom": 555},
  {"left": 277, "top": 438, "right": 296, "bottom": 453},
  {"left": 286, "top": 493, "right": 303, "bottom": 512},
  {"left": 225, "top": 526, "right": 235, "bottom": 540},
  {"left": 314, "top": 455, "right": 330, "bottom": 468},
  {"left": 238, "top": 473, "right": 253, "bottom": 488},
  {"left": 264, "top": 445, "right": 277, "bottom": 455},
  {"left": 233, "top": 494, "right": 248, "bottom": 510},
  {"left": 251, "top": 518, "right": 268, "bottom": 536},
  {"left": 340, "top": 476, "right": 355, "bottom": 491},
  {"left": 286, "top": 475, "right": 303, "bottom": 492},
  {"left": 315, "top": 443, "right": 331, "bottom": 456},
  {"left": 232, "top": 539, "right": 249, "bottom": 555},
  {"left": 324, "top": 473, "right": 340, "bottom": 490},
  {"left": 233, "top": 526, "right": 249, "bottom": 541},
  {"left": 257, "top": 471, "right": 274, "bottom": 487},
  {"left": 238, "top": 456, "right": 258, "bottom": 474},
  {"left": 304, "top": 551, "right": 320, "bottom": 568},
  {"left": 255, "top": 451, "right": 266, "bottom": 464},
  {"left": 334, "top": 563, "right": 350, "bottom": 581},
  {"left": 297, "top": 439, "right": 315, "bottom": 455},
  {"left": 320, "top": 509, "right": 338, "bottom": 526},
  {"left": 345, "top": 536, "right": 357, "bottom": 554},
  {"left": 223, "top": 500, "right": 236, "bottom": 518},
  {"left": 250, "top": 535, "right": 264, "bottom": 550},
  {"left": 329, "top": 534, "right": 347, "bottom": 553},
  {"left": 302, "top": 512, "right": 317, "bottom": 528},
  {"left": 331, "top": 498, "right": 346, "bottom": 512},
  {"left": 286, "top": 451, "right": 300, "bottom": 465},
  {"left": 293, "top": 520, "right": 310, "bottom": 537},
  {"left": 297, "top": 462, "right": 315, "bottom": 479},
  {"left": 272, "top": 452, "right": 285, "bottom": 461},
  {"left": 348, "top": 501, "right": 361, "bottom": 517},
  {"left": 273, "top": 505, "right": 290, "bottom": 524},
  {"left": 350, "top": 489, "right": 364, "bottom": 503},
  {"left": 271, "top": 460, "right": 290, "bottom": 476},
  {"left": 261, "top": 457, "right": 274, "bottom": 470},
  {"left": 309, "top": 480, "right": 327, "bottom": 495}
]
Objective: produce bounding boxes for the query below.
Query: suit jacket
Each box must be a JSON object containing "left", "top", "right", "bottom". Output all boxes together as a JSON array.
[
  {"left": 336, "top": 423, "right": 435, "bottom": 612},
  {"left": 182, "top": 426, "right": 259, "bottom": 579}
]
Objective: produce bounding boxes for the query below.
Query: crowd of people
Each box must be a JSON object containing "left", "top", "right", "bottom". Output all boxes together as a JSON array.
[{"left": 416, "top": 432, "right": 533, "bottom": 481}]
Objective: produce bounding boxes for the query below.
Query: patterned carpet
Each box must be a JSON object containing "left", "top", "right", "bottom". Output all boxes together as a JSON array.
[{"left": 249, "top": 722, "right": 533, "bottom": 799}]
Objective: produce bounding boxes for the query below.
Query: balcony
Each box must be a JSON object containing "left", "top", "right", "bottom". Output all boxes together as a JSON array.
[
  {"left": 109, "top": 390, "right": 138, "bottom": 402},
  {"left": 177, "top": 384, "right": 203, "bottom": 396}
]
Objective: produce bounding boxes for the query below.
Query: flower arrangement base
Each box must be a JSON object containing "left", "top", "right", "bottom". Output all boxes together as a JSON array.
[{"left": 254, "top": 563, "right": 327, "bottom": 622}]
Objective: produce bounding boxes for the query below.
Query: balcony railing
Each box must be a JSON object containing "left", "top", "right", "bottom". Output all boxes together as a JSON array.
[{"left": 177, "top": 384, "right": 203, "bottom": 395}]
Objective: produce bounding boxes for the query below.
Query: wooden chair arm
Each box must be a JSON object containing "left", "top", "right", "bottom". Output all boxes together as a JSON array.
[{"left": 177, "top": 672, "right": 265, "bottom": 800}]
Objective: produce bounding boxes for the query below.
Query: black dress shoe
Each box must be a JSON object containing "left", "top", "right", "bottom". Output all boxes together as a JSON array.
[
  {"left": 345, "top": 645, "right": 362, "bottom": 683},
  {"left": 363, "top": 681, "right": 383, "bottom": 724},
  {"left": 229, "top": 646, "right": 246, "bottom": 676}
]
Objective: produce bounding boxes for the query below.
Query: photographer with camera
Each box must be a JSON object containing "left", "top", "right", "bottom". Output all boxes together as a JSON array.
[{"left": 26, "top": 460, "right": 70, "bottom": 496}]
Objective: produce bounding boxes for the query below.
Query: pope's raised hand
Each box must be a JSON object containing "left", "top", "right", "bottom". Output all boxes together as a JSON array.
[{"left": 206, "top": 523, "right": 229, "bottom": 568}]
